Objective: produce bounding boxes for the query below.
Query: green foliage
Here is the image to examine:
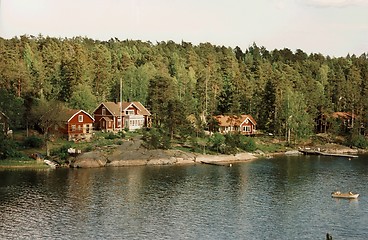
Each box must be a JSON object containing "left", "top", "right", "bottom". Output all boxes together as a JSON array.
[
  {"left": 243, "top": 137, "right": 257, "bottom": 152},
  {"left": 0, "top": 89, "right": 25, "bottom": 129},
  {"left": 23, "top": 135, "right": 44, "bottom": 148},
  {"left": 105, "top": 132, "right": 121, "bottom": 140},
  {"left": 0, "top": 135, "right": 27, "bottom": 160},
  {"left": 142, "top": 128, "right": 171, "bottom": 150},
  {"left": 280, "top": 88, "right": 313, "bottom": 143},
  {"left": 224, "top": 133, "right": 245, "bottom": 152},
  {"left": 50, "top": 143, "right": 72, "bottom": 160},
  {"left": 207, "top": 133, "right": 257, "bottom": 154},
  {"left": 346, "top": 135, "right": 368, "bottom": 149},
  {"left": 208, "top": 133, "right": 225, "bottom": 153},
  {"left": 83, "top": 145, "right": 94, "bottom": 152},
  {"left": 68, "top": 84, "right": 97, "bottom": 112}
]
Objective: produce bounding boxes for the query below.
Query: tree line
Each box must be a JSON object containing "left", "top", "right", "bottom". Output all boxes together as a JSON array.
[{"left": 1, "top": 35, "right": 368, "bottom": 145}]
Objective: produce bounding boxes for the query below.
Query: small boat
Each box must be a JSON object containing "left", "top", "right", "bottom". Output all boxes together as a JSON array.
[
  {"left": 44, "top": 159, "right": 59, "bottom": 169},
  {"left": 331, "top": 191, "right": 359, "bottom": 199}
]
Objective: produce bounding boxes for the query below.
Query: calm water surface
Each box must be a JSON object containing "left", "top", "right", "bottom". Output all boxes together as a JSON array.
[{"left": 1, "top": 155, "right": 368, "bottom": 239}]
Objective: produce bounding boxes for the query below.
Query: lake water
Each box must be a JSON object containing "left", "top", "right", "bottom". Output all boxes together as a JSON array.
[{"left": 1, "top": 154, "right": 368, "bottom": 239}]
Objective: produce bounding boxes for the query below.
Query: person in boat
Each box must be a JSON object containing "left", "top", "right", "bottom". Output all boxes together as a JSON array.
[{"left": 349, "top": 191, "right": 353, "bottom": 195}]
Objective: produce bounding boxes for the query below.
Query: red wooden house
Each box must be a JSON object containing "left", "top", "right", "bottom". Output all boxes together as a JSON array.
[
  {"left": 59, "top": 110, "right": 94, "bottom": 141},
  {"left": 93, "top": 101, "right": 151, "bottom": 132},
  {"left": 214, "top": 115, "right": 257, "bottom": 135}
]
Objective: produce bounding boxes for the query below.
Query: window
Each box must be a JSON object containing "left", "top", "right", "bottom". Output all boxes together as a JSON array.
[
  {"left": 126, "top": 110, "right": 134, "bottom": 115},
  {"left": 78, "top": 125, "right": 81, "bottom": 131},
  {"left": 243, "top": 126, "right": 251, "bottom": 132},
  {"left": 71, "top": 125, "right": 76, "bottom": 131},
  {"left": 117, "top": 117, "right": 122, "bottom": 127},
  {"left": 102, "top": 107, "right": 106, "bottom": 115},
  {"left": 78, "top": 115, "right": 83, "bottom": 122}
]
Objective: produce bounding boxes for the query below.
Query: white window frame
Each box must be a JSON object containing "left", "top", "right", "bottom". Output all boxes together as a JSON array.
[
  {"left": 243, "top": 126, "right": 251, "bottom": 132},
  {"left": 126, "top": 110, "right": 134, "bottom": 115},
  {"left": 78, "top": 115, "right": 83, "bottom": 122}
]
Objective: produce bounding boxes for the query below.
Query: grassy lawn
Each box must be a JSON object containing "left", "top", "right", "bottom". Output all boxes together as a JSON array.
[{"left": 0, "top": 159, "right": 48, "bottom": 169}]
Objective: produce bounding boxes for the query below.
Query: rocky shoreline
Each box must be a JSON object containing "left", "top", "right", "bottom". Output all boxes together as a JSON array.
[
  {"left": 69, "top": 140, "right": 363, "bottom": 168},
  {"left": 70, "top": 145, "right": 258, "bottom": 168}
]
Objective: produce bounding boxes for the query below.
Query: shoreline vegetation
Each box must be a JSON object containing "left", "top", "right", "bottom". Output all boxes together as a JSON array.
[{"left": 0, "top": 131, "right": 364, "bottom": 169}]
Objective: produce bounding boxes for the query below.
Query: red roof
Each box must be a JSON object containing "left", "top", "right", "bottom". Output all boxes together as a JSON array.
[
  {"left": 96, "top": 101, "right": 151, "bottom": 116},
  {"left": 331, "top": 112, "right": 356, "bottom": 120},
  {"left": 214, "top": 115, "right": 256, "bottom": 127},
  {"left": 62, "top": 109, "right": 94, "bottom": 122}
]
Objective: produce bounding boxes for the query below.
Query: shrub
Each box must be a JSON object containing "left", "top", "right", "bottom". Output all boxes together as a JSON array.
[
  {"left": 117, "top": 131, "right": 125, "bottom": 138},
  {"left": 142, "top": 128, "right": 171, "bottom": 150},
  {"left": 347, "top": 135, "right": 368, "bottom": 149},
  {"left": 23, "top": 135, "right": 44, "bottom": 148},
  {"left": 105, "top": 132, "right": 125, "bottom": 140},
  {"left": 208, "top": 133, "right": 225, "bottom": 153},
  {"left": 105, "top": 132, "right": 119, "bottom": 140},
  {"left": 0, "top": 136, "right": 27, "bottom": 160},
  {"left": 84, "top": 145, "right": 94, "bottom": 152},
  {"left": 225, "top": 133, "right": 245, "bottom": 150},
  {"left": 51, "top": 143, "right": 72, "bottom": 160},
  {"left": 243, "top": 137, "right": 257, "bottom": 152}
]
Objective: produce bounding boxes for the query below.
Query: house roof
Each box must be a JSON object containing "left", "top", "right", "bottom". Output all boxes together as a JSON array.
[
  {"left": 96, "top": 101, "right": 151, "bottom": 116},
  {"left": 62, "top": 109, "right": 95, "bottom": 122},
  {"left": 130, "top": 101, "right": 151, "bottom": 116},
  {"left": 331, "top": 112, "right": 356, "bottom": 120},
  {"left": 101, "top": 102, "right": 121, "bottom": 116},
  {"left": 100, "top": 117, "right": 113, "bottom": 122},
  {"left": 214, "top": 115, "right": 256, "bottom": 127}
]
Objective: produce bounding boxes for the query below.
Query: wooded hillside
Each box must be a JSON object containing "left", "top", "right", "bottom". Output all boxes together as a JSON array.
[{"left": 1, "top": 35, "right": 367, "bottom": 142}]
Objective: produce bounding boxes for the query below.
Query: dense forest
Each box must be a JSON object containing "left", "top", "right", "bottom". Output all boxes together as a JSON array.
[{"left": 1, "top": 35, "right": 368, "bottom": 145}]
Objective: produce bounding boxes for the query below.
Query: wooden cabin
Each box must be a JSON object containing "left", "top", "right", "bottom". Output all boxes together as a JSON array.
[
  {"left": 59, "top": 110, "right": 94, "bottom": 141},
  {"left": 213, "top": 115, "right": 257, "bottom": 135},
  {"left": 93, "top": 102, "right": 151, "bottom": 132},
  {"left": 316, "top": 111, "right": 360, "bottom": 134}
]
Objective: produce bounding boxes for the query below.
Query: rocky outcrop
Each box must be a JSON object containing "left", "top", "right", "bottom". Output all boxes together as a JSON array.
[
  {"left": 71, "top": 151, "right": 108, "bottom": 168},
  {"left": 195, "top": 152, "right": 256, "bottom": 163},
  {"left": 70, "top": 137, "right": 258, "bottom": 168}
]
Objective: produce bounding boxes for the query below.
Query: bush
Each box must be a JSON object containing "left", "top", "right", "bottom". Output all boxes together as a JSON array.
[
  {"left": 105, "top": 132, "right": 119, "bottom": 140},
  {"left": 105, "top": 132, "right": 125, "bottom": 140},
  {"left": 208, "top": 133, "right": 225, "bottom": 153},
  {"left": 84, "top": 145, "right": 94, "bottom": 152},
  {"left": 142, "top": 128, "right": 171, "bottom": 150},
  {"left": 23, "top": 135, "right": 44, "bottom": 148},
  {"left": 347, "top": 135, "right": 368, "bottom": 149},
  {"left": 51, "top": 143, "right": 72, "bottom": 160},
  {"left": 0, "top": 136, "right": 27, "bottom": 160},
  {"left": 225, "top": 133, "right": 245, "bottom": 151},
  {"left": 243, "top": 137, "right": 257, "bottom": 152}
]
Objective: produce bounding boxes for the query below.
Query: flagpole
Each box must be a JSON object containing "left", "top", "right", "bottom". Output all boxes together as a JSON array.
[{"left": 120, "top": 78, "right": 122, "bottom": 131}]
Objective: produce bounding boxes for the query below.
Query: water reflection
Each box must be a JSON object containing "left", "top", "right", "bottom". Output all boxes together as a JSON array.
[{"left": 1, "top": 155, "right": 368, "bottom": 239}]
